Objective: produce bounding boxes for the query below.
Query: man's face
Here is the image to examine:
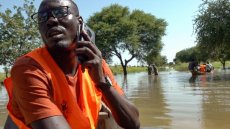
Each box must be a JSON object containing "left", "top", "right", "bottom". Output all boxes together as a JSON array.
[{"left": 38, "top": 0, "right": 79, "bottom": 50}]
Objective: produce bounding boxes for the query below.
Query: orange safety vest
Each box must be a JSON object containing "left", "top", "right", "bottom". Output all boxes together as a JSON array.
[
  {"left": 200, "top": 64, "right": 206, "bottom": 73},
  {"left": 4, "top": 47, "right": 102, "bottom": 129}
]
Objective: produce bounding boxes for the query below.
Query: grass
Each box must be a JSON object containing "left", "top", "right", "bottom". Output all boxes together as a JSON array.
[
  {"left": 173, "top": 63, "right": 188, "bottom": 71},
  {"left": 0, "top": 72, "right": 5, "bottom": 83},
  {"left": 110, "top": 65, "right": 167, "bottom": 75},
  {"left": 211, "top": 61, "right": 230, "bottom": 69},
  {"left": 110, "top": 65, "right": 147, "bottom": 75}
]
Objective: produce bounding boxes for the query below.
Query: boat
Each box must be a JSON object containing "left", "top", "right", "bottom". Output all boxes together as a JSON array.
[
  {"left": 97, "top": 103, "right": 123, "bottom": 129},
  {"left": 190, "top": 64, "right": 213, "bottom": 76},
  {"left": 188, "top": 61, "right": 214, "bottom": 76}
]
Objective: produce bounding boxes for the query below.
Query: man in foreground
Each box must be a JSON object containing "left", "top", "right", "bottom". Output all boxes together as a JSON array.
[{"left": 4, "top": 0, "right": 140, "bottom": 129}]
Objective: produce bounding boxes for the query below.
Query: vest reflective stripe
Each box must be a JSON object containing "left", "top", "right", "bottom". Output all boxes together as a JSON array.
[{"left": 4, "top": 47, "right": 102, "bottom": 129}]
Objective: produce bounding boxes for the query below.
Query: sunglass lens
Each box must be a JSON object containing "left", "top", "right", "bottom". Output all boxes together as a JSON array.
[
  {"left": 53, "top": 7, "right": 68, "bottom": 18},
  {"left": 38, "top": 12, "right": 48, "bottom": 23}
]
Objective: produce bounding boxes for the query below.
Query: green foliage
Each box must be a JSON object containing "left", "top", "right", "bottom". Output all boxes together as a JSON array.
[
  {"left": 174, "top": 45, "right": 220, "bottom": 64},
  {"left": 194, "top": 0, "right": 230, "bottom": 68},
  {"left": 146, "top": 54, "right": 167, "bottom": 66},
  {"left": 175, "top": 46, "right": 199, "bottom": 63},
  {"left": 87, "top": 4, "right": 135, "bottom": 63},
  {"left": 87, "top": 4, "right": 167, "bottom": 75},
  {"left": 0, "top": 0, "right": 41, "bottom": 68},
  {"left": 129, "top": 10, "right": 167, "bottom": 64}
]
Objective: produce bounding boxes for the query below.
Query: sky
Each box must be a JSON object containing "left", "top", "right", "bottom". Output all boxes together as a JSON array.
[{"left": 0, "top": 0, "right": 203, "bottom": 66}]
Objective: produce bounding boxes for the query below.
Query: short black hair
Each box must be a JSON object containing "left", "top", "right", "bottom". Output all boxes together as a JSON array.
[
  {"left": 40, "top": 0, "right": 79, "bottom": 16},
  {"left": 69, "top": 0, "right": 79, "bottom": 16}
]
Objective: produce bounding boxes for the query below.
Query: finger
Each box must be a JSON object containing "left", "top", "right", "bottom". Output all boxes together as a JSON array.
[
  {"left": 83, "top": 59, "right": 101, "bottom": 67},
  {"left": 75, "top": 47, "right": 95, "bottom": 59},
  {"left": 77, "top": 41, "right": 102, "bottom": 58},
  {"left": 77, "top": 41, "right": 94, "bottom": 54},
  {"left": 77, "top": 40, "right": 92, "bottom": 47}
]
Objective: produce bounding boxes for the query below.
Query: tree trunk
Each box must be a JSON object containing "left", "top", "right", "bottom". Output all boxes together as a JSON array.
[
  {"left": 218, "top": 57, "right": 226, "bottom": 70},
  {"left": 4, "top": 67, "right": 9, "bottom": 78},
  {"left": 222, "top": 61, "right": 226, "bottom": 70},
  {"left": 5, "top": 71, "right": 8, "bottom": 78},
  {"left": 122, "top": 65, "right": 127, "bottom": 76},
  {"left": 147, "top": 65, "right": 152, "bottom": 75}
]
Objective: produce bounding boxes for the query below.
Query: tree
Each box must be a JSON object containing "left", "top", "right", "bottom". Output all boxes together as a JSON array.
[
  {"left": 174, "top": 45, "right": 213, "bottom": 64},
  {"left": 194, "top": 0, "right": 230, "bottom": 69},
  {"left": 0, "top": 0, "right": 40, "bottom": 77},
  {"left": 130, "top": 10, "right": 167, "bottom": 67},
  {"left": 146, "top": 52, "right": 167, "bottom": 66},
  {"left": 87, "top": 4, "right": 167, "bottom": 75},
  {"left": 174, "top": 47, "right": 199, "bottom": 63}
]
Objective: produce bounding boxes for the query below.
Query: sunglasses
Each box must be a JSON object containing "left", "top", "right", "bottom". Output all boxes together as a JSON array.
[{"left": 31, "top": 6, "right": 70, "bottom": 23}]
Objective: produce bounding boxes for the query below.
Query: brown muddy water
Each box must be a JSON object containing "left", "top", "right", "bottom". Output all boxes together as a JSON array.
[{"left": 0, "top": 69, "right": 230, "bottom": 129}]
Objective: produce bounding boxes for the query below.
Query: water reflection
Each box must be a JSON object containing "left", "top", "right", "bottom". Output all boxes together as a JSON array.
[
  {"left": 199, "top": 71, "right": 230, "bottom": 129},
  {"left": 189, "top": 75, "right": 198, "bottom": 83},
  {"left": 115, "top": 73, "right": 172, "bottom": 128},
  {"left": 114, "top": 70, "right": 230, "bottom": 129}
]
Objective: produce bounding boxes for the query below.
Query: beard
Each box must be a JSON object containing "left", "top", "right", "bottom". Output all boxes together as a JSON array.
[{"left": 45, "top": 36, "right": 77, "bottom": 51}]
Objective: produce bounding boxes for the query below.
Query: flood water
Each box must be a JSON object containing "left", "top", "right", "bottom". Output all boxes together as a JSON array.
[{"left": 0, "top": 69, "right": 230, "bottom": 129}]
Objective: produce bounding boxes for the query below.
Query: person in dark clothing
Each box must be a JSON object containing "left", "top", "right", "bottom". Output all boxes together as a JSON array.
[{"left": 188, "top": 59, "right": 196, "bottom": 71}]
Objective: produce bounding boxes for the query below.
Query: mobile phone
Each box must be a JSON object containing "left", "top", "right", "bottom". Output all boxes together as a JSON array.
[
  {"left": 78, "top": 22, "right": 95, "bottom": 43},
  {"left": 77, "top": 21, "right": 95, "bottom": 63}
]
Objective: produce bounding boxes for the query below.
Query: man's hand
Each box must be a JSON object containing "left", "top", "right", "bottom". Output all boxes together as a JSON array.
[{"left": 75, "top": 30, "right": 106, "bottom": 85}]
